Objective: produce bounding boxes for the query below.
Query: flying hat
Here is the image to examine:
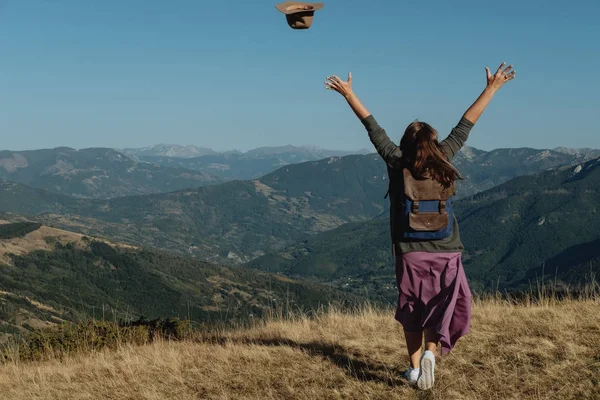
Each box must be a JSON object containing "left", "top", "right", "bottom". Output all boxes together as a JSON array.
[{"left": 275, "top": 2, "right": 325, "bottom": 30}]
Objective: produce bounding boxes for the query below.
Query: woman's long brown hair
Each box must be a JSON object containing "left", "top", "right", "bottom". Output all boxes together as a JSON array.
[{"left": 400, "top": 121, "right": 460, "bottom": 187}]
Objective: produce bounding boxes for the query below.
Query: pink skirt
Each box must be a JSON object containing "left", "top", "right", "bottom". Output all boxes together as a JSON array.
[{"left": 395, "top": 251, "right": 472, "bottom": 356}]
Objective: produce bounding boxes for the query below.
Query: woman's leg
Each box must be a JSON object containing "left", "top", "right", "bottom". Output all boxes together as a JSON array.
[
  {"left": 418, "top": 328, "right": 439, "bottom": 390},
  {"left": 424, "top": 328, "right": 440, "bottom": 354},
  {"left": 404, "top": 330, "right": 423, "bottom": 368}
]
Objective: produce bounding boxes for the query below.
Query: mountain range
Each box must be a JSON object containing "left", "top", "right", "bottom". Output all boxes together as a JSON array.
[
  {"left": 1, "top": 144, "right": 598, "bottom": 203},
  {"left": 122, "top": 144, "right": 219, "bottom": 158},
  {"left": 2, "top": 154, "right": 389, "bottom": 264},
  {"left": 122, "top": 144, "right": 370, "bottom": 159},
  {"left": 247, "top": 156, "right": 600, "bottom": 297},
  {"left": 0, "top": 147, "right": 220, "bottom": 199},
  {"left": 0, "top": 145, "right": 598, "bottom": 266},
  {"left": 0, "top": 143, "right": 597, "bottom": 301},
  {"left": 122, "top": 143, "right": 600, "bottom": 185},
  {"left": 121, "top": 145, "right": 372, "bottom": 180},
  {"left": 451, "top": 146, "right": 600, "bottom": 196}
]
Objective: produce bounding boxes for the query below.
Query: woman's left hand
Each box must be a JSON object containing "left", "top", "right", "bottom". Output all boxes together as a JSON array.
[
  {"left": 325, "top": 73, "right": 353, "bottom": 98},
  {"left": 485, "top": 62, "right": 516, "bottom": 92}
]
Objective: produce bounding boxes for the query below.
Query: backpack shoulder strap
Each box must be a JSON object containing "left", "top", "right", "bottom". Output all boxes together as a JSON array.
[{"left": 384, "top": 186, "right": 390, "bottom": 199}]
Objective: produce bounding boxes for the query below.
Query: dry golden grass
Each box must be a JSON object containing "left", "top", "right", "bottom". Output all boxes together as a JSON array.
[{"left": 0, "top": 298, "right": 599, "bottom": 399}]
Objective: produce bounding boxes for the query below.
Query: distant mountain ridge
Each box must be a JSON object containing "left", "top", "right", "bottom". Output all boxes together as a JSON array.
[
  {"left": 553, "top": 147, "right": 600, "bottom": 157},
  {"left": 1, "top": 143, "right": 595, "bottom": 202},
  {"left": 0, "top": 147, "right": 221, "bottom": 199},
  {"left": 451, "top": 145, "right": 600, "bottom": 196},
  {"left": 122, "top": 144, "right": 370, "bottom": 159},
  {"left": 123, "top": 143, "right": 600, "bottom": 184},
  {"left": 122, "top": 145, "right": 372, "bottom": 180},
  {"left": 122, "top": 144, "right": 218, "bottom": 158}
]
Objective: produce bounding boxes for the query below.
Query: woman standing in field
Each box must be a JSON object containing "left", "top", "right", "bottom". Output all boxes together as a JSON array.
[{"left": 324, "top": 62, "right": 515, "bottom": 390}]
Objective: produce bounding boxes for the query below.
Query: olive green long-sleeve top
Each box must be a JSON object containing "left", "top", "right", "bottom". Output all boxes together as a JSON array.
[{"left": 361, "top": 114, "right": 475, "bottom": 255}]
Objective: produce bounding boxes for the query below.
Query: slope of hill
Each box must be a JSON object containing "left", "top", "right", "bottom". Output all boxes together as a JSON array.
[
  {"left": 456, "top": 157, "right": 600, "bottom": 290},
  {"left": 246, "top": 216, "right": 396, "bottom": 301},
  {"left": 0, "top": 147, "right": 221, "bottom": 199},
  {"left": 0, "top": 180, "right": 83, "bottom": 215},
  {"left": 0, "top": 222, "right": 361, "bottom": 339},
  {"left": 248, "top": 158, "right": 600, "bottom": 295},
  {"left": 451, "top": 146, "right": 600, "bottom": 196},
  {"left": 1, "top": 300, "right": 598, "bottom": 399}
]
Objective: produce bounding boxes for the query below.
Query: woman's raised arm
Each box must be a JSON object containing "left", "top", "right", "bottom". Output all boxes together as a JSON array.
[
  {"left": 325, "top": 73, "right": 370, "bottom": 119},
  {"left": 325, "top": 73, "right": 402, "bottom": 165},
  {"left": 463, "top": 62, "right": 516, "bottom": 124},
  {"left": 441, "top": 62, "right": 516, "bottom": 159}
]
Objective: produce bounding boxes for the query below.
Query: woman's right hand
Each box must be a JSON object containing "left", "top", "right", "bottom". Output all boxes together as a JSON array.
[
  {"left": 324, "top": 72, "right": 371, "bottom": 120},
  {"left": 325, "top": 73, "right": 353, "bottom": 98},
  {"left": 485, "top": 62, "right": 516, "bottom": 91}
]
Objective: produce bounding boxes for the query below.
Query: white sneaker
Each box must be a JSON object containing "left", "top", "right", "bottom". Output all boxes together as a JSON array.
[
  {"left": 403, "top": 367, "right": 419, "bottom": 385},
  {"left": 417, "top": 350, "right": 435, "bottom": 390}
]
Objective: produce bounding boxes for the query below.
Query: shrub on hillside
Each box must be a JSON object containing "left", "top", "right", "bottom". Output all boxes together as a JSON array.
[
  {"left": 3, "top": 317, "right": 191, "bottom": 363},
  {"left": 0, "top": 222, "right": 42, "bottom": 239}
]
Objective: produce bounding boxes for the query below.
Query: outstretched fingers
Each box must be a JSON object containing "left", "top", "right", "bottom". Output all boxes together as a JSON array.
[
  {"left": 495, "top": 62, "right": 506, "bottom": 76},
  {"left": 501, "top": 63, "right": 516, "bottom": 81},
  {"left": 486, "top": 62, "right": 516, "bottom": 86},
  {"left": 325, "top": 76, "right": 340, "bottom": 91},
  {"left": 324, "top": 73, "right": 352, "bottom": 93}
]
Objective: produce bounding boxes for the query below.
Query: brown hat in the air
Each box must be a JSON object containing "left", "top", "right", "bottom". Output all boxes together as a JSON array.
[{"left": 275, "top": 2, "right": 324, "bottom": 30}]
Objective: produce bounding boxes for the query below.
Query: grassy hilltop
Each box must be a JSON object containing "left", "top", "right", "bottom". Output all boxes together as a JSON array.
[{"left": 0, "top": 294, "right": 599, "bottom": 399}]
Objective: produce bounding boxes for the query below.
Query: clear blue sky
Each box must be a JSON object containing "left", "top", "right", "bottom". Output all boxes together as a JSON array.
[{"left": 0, "top": 0, "right": 598, "bottom": 152}]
